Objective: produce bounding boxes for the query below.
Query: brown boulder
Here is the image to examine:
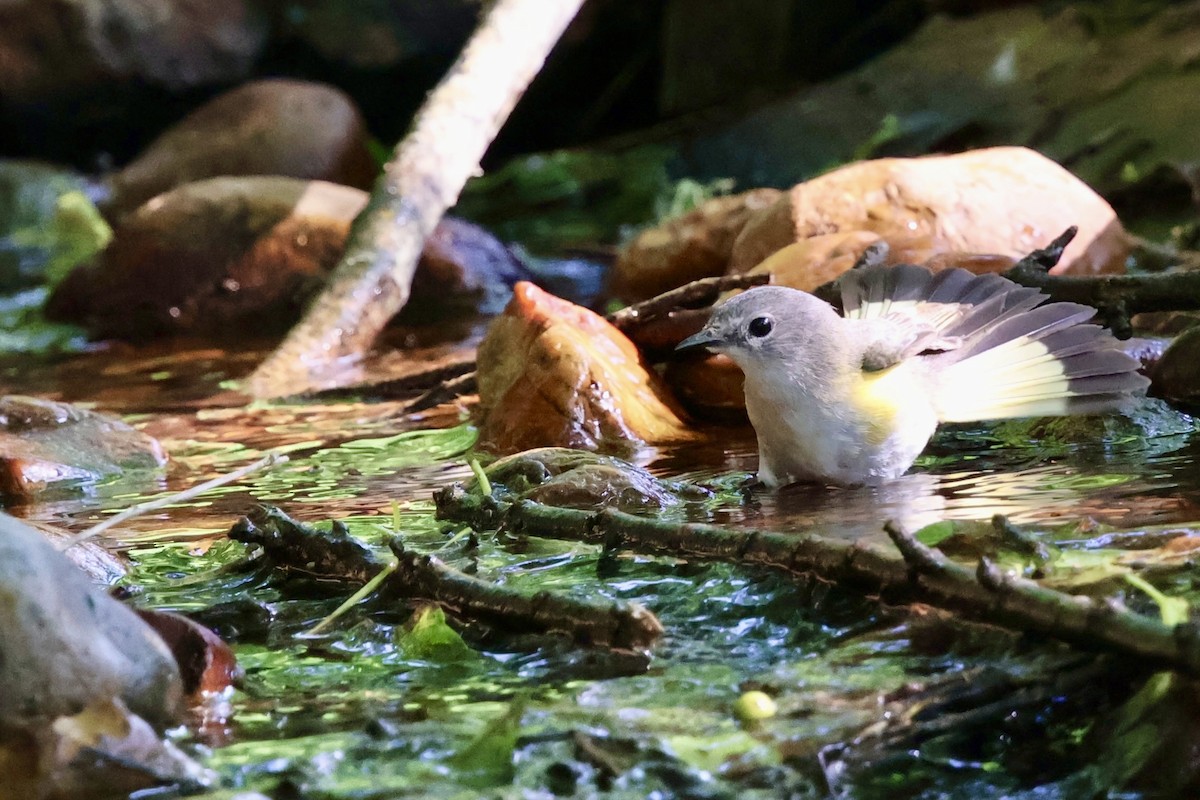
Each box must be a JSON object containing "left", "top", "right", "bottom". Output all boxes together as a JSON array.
[
  {"left": 49, "top": 177, "right": 358, "bottom": 339},
  {"left": 741, "top": 231, "right": 1018, "bottom": 292},
  {"left": 0, "top": 396, "right": 167, "bottom": 501},
  {"left": 48, "top": 177, "right": 526, "bottom": 340},
  {"left": 476, "top": 283, "right": 692, "bottom": 453},
  {"left": 613, "top": 188, "right": 781, "bottom": 301},
  {"left": 729, "top": 147, "right": 1129, "bottom": 276},
  {"left": 1151, "top": 327, "right": 1200, "bottom": 408},
  {"left": 105, "top": 79, "right": 377, "bottom": 218},
  {"left": 664, "top": 353, "right": 747, "bottom": 423},
  {"left": 408, "top": 217, "right": 532, "bottom": 320}
]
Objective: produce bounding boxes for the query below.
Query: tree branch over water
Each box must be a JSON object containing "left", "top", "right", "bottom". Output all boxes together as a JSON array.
[{"left": 246, "top": 0, "right": 586, "bottom": 399}]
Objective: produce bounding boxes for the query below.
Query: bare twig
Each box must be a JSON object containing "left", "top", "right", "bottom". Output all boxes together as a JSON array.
[
  {"left": 406, "top": 370, "right": 477, "bottom": 412},
  {"left": 229, "top": 505, "right": 663, "bottom": 650},
  {"left": 436, "top": 486, "right": 1200, "bottom": 674},
  {"left": 607, "top": 273, "right": 771, "bottom": 332},
  {"left": 246, "top": 0, "right": 586, "bottom": 398},
  {"left": 61, "top": 452, "right": 285, "bottom": 550}
]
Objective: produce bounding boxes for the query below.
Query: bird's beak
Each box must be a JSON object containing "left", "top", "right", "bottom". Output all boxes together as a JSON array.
[{"left": 676, "top": 329, "right": 723, "bottom": 352}]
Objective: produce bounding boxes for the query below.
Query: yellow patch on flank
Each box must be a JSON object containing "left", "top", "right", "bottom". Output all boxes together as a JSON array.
[{"left": 855, "top": 362, "right": 922, "bottom": 446}]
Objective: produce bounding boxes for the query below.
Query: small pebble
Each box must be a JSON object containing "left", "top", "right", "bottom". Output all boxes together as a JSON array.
[{"left": 733, "top": 690, "right": 777, "bottom": 722}]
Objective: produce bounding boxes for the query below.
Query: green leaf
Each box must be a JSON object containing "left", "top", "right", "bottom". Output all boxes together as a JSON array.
[
  {"left": 449, "top": 696, "right": 527, "bottom": 788},
  {"left": 914, "top": 520, "right": 956, "bottom": 547},
  {"left": 397, "top": 605, "right": 478, "bottom": 663}
]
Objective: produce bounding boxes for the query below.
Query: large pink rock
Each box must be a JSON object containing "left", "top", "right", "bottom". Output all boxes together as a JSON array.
[
  {"left": 729, "top": 147, "right": 1130, "bottom": 276},
  {"left": 613, "top": 188, "right": 781, "bottom": 301}
]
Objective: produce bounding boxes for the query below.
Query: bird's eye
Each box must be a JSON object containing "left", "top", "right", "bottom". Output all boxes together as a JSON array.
[{"left": 747, "top": 316, "right": 774, "bottom": 338}]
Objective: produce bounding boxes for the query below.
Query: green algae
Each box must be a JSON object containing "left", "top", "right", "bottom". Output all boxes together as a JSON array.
[{"left": 101, "top": 418, "right": 1200, "bottom": 798}]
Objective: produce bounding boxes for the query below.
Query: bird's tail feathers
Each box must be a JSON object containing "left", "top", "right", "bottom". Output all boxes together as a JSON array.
[
  {"left": 933, "top": 303, "right": 1148, "bottom": 422},
  {"left": 839, "top": 263, "right": 1147, "bottom": 422}
]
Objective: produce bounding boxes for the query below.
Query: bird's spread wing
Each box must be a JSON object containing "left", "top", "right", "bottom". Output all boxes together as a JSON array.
[
  {"left": 838, "top": 263, "right": 1048, "bottom": 371},
  {"left": 853, "top": 316, "right": 964, "bottom": 372}
]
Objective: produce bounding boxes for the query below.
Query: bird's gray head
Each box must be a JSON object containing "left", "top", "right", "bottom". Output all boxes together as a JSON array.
[{"left": 675, "top": 286, "right": 843, "bottom": 372}]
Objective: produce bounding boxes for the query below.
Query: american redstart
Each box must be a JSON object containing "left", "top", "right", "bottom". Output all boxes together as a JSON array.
[{"left": 677, "top": 264, "right": 1149, "bottom": 487}]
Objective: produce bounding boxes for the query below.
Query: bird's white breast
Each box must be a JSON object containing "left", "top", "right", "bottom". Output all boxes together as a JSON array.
[{"left": 743, "top": 360, "right": 938, "bottom": 486}]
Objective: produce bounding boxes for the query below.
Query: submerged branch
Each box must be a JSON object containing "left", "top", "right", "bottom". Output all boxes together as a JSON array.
[
  {"left": 229, "top": 505, "right": 662, "bottom": 650},
  {"left": 435, "top": 487, "right": 1200, "bottom": 675}
]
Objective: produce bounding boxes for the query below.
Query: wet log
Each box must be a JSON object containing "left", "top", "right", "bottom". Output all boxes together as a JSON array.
[
  {"left": 435, "top": 485, "right": 1200, "bottom": 676},
  {"left": 229, "top": 506, "right": 663, "bottom": 650}
]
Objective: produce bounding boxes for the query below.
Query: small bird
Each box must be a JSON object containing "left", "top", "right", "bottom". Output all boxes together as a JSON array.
[{"left": 677, "top": 264, "right": 1149, "bottom": 487}]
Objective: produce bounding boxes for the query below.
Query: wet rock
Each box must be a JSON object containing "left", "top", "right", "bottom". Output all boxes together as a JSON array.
[
  {"left": 0, "top": 395, "right": 167, "bottom": 500},
  {"left": 49, "top": 177, "right": 363, "bottom": 340},
  {"left": 741, "top": 232, "right": 1020, "bottom": 292},
  {"left": 664, "top": 353, "right": 747, "bottom": 423},
  {"left": 476, "top": 282, "right": 692, "bottom": 454},
  {"left": 406, "top": 217, "right": 532, "bottom": 320},
  {"left": 612, "top": 188, "right": 781, "bottom": 301},
  {"left": 0, "top": 0, "right": 266, "bottom": 101},
  {"left": 1150, "top": 327, "right": 1200, "bottom": 409},
  {"left": 989, "top": 397, "right": 1194, "bottom": 459},
  {"left": 0, "top": 511, "right": 183, "bottom": 727},
  {"left": 481, "top": 448, "right": 708, "bottom": 511},
  {"left": 135, "top": 609, "right": 241, "bottom": 698},
  {"left": 105, "top": 79, "right": 376, "bottom": 219},
  {"left": 49, "top": 176, "right": 523, "bottom": 340},
  {"left": 729, "top": 148, "right": 1129, "bottom": 277}
]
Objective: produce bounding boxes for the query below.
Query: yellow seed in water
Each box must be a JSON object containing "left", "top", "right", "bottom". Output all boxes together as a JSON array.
[{"left": 733, "top": 690, "right": 777, "bottom": 721}]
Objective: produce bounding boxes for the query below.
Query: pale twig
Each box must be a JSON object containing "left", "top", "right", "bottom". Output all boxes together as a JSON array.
[
  {"left": 60, "top": 452, "right": 287, "bottom": 550},
  {"left": 468, "top": 458, "right": 492, "bottom": 496},
  {"left": 300, "top": 559, "right": 400, "bottom": 637}
]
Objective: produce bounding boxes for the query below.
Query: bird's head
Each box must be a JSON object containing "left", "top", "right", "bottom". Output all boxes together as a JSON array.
[{"left": 676, "top": 286, "right": 843, "bottom": 376}]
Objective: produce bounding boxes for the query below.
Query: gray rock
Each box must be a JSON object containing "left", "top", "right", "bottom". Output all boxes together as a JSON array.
[
  {"left": 0, "top": 512, "right": 183, "bottom": 727},
  {"left": 0, "top": 0, "right": 267, "bottom": 101}
]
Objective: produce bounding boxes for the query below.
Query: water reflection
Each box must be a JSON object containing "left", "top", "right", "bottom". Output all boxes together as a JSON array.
[{"left": 653, "top": 418, "right": 1200, "bottom": 541}]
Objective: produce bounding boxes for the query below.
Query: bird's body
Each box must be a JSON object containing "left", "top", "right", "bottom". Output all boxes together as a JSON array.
[{"left": 678, "top": 264, "right": 1149, "bottom": 487}]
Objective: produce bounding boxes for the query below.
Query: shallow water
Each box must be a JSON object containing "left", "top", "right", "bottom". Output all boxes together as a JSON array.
[{"left": 4, "top": 342, "right": 1199, "bottom": 798}]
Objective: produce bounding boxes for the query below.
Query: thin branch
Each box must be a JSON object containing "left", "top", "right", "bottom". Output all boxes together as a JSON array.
[
  {"left": 229, "top": 505, "right": 663, "bottom": 650},
  {"left": 607, "top": 273, "right": 771, "bottom": 332},
  {"left": 61, "top": 452, "right": 286, "bottom": 550},
  {"left": 246, "top": 0, "right": 586, "bottom": 398}
]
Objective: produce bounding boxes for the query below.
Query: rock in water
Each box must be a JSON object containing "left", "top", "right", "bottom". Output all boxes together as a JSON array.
[
  {"left": 728, "top": 147, "right": 1128, "bottom": 276},
  {"left": 613, "top": 188, "right": 781, "bottom": 301},
  {"left": 0, "top": 395, "right": 167, "bottom": 501},
  {"left": 48, "top": 177, "right": 527, "bottom": 340},
  {"left": 49, "top": 177, "right": 363, "bottom": 339},
  {"left": 105, "top": 79, "right": 376, "bottom": 218},
  {"left": 0, "top": 512, "right": 183, "bottom": 727},
  {"left": 476, "top": 283, "right": 692, "bottom": 453}
]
